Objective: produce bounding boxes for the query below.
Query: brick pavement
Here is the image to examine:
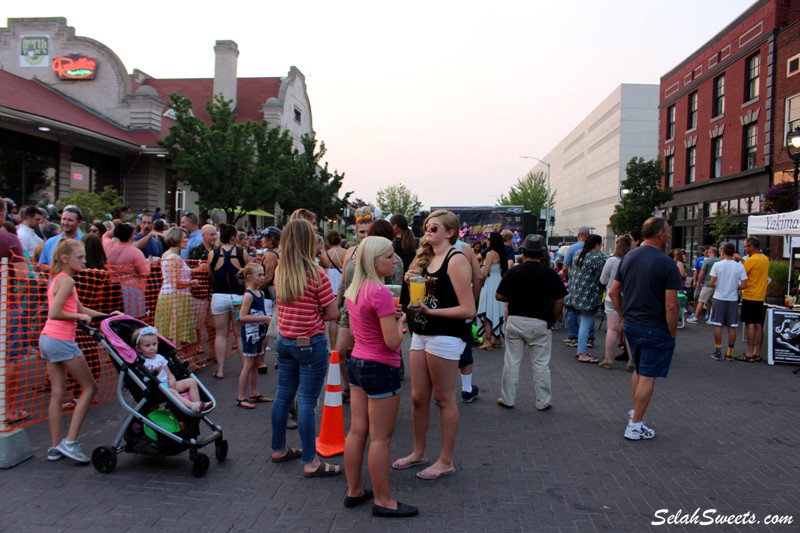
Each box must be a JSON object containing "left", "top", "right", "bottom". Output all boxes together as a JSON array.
[{"left": 1, "top": 320, "right": 799, "bottom": 532}]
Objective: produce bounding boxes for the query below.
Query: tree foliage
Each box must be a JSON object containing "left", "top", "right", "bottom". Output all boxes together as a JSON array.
[
  {"left": 56, "top": 186, "right": 123, "bottom": 225},
  {"left": 706, "top": 205, "right": 739, "bottom": 246},
  {"left": 161, "top": 93, "right": 304, "bottom": 224},
  {"left": 609, "top": 157, "right": 674, "bottom": 235},
  {"left": 498, "top": 171, "right": 555, "bottom": 216},
  {"left": 281, "top": 135, "right": 350, "bottom": 225},
  {"left": 375, "top": 183, "right": 423, "bottom": 220}
]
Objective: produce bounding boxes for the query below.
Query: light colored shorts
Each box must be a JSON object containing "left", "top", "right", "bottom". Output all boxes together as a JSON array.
[
  {"left": 39, "top": 335, "right": 83, "bottom": 363},
  {"left": 698, "top": 285, "right": 715, "bottom": 304},
  {"left": 604, "top": 300, "right": 618, "bottom": 317},
  {"left": 410, "top": 334, "right": 466, "bottom": 361},
  {"left": 211, "top": 293, "right": 243, "bottom": 316}
]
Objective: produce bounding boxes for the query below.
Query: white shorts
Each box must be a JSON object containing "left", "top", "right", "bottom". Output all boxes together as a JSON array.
[
  {"left": 211, "top": 293, "right": 243, "bottom": 316},
  {"left": 410, "top": 334, "right": 466, "bottom": 361}
]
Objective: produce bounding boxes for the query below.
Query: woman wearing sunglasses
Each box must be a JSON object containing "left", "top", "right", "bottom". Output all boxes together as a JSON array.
[
  {"left": 392, "top": 210, "right": 475, "bottom": 480},
  {"left": 334, "top": 205, "right": 375, "bottom": 401}
]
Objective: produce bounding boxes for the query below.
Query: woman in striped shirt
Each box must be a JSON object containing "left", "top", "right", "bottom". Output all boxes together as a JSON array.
[{"left": 269, "top": 219, "right": 341, "bottom": 477}]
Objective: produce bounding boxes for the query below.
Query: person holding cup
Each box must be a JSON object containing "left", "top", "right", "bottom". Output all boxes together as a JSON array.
[{"left": 393, "top": 210, "right": 475, "bottom": 480}]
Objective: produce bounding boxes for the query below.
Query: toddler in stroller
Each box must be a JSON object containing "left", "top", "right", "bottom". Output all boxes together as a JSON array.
[
  {"left": 85, "top": 315, "right": 227, "bottom": 476},
  {"left": 133, "top": 326, "right": 212, "bottom": 413}
]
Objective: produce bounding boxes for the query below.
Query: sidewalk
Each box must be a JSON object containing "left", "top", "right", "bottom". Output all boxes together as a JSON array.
[{"left": 1, "top": 320, "right": 798, "bottom": 532}]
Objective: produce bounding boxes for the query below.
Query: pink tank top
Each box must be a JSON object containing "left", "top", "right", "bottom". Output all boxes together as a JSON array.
[{"left": 41, "top": 272, "right": 79, "bottom": 341}]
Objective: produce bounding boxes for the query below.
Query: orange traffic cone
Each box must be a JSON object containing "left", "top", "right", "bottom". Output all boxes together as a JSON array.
[{"left": 315, "top": 350, "right": 346, "bottom": 457}]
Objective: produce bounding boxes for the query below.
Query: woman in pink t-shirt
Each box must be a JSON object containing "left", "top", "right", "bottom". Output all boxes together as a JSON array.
[{"left": 342, "top": 237, "right": 417, "bottom": 518}]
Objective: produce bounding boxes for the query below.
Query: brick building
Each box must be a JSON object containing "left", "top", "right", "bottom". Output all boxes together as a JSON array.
[{"left": 659, "top": 0, "right": 800, "bottom": 260}]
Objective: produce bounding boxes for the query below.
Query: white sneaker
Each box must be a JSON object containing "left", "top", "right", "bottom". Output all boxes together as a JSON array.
[
  {"left": 624, "top": 423, "right": 655, "bottom": 440},
  {"left": 686, "top": 317, "right": 698, "bottom": 324},
  {"left": 47, "top": 447, "right": 63, "bottom": 461},
  {"left": 627, "top": 409, "right": 647, "bottom": 423},
  {"left": 57, "top": 439, "right": 90, "bottom": 463}
]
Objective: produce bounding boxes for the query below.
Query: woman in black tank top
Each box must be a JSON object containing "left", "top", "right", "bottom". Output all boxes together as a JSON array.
[
  {"left": 207, "top": 224, "right": 247, "bottom": 379},
  {"left": 393, "top": 210, "right": 475, "bottom": 480}
]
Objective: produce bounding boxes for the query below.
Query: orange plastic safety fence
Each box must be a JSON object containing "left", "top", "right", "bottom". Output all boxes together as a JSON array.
[{"left": 0, "top": 255, "right": 240, "bottom": 432}]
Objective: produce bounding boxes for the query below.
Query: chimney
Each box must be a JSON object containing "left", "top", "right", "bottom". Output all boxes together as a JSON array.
[{"left": 213, "top": 40, "right": 239, "bottom": 109}]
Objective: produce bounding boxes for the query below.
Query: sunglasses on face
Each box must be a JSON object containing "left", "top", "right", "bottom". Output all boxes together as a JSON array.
[
  {"left": 425, "top": 224, "right": 441, "bottom": 233},
  {"left": 89, "top": 228, "right": 99, "bottom": 233},
  {"left": 356, "top": 214, "right": 373, "bottom": 223}
]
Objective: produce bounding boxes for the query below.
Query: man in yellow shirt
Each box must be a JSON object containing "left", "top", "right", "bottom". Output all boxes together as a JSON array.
[{"left": 738, "top": 237, "right": 769, "bottom": 362}]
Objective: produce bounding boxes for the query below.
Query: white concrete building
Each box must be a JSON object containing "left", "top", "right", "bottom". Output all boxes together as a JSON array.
[{"left": 527, "top": 84, "right": 659, "bottom": 248}]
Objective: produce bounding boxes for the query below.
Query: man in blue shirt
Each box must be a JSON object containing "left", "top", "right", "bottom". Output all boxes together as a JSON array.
[
  {"left": 133, "top": 213, "right": 163, "bottom": 258},
  {"left": 180, "top": 212, "right": 203, "bottom": 259},
  {"left": 38, "top": 205, "right": 84, "bottom": 265},
  {"left": 609, "top": 217, "right": 681, "bottom": 441}
]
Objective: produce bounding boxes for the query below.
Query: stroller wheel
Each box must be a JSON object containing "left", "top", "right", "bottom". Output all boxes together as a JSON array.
[
  {"left": 215, "top": 439, "right": 229, "bottom": 463},
  {"left": 191, "top": 453, "right": 210, "bottom": 477},
  {"left": 92, "top": 446, "right": 117, "bottom": 474}
]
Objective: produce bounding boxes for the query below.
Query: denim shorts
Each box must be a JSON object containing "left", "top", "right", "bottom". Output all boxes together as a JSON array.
[
  {"left": 39, "top": 335, "right": 83, "bottom": 363},
  {"left": 346, "top": 357, "right": 401, "bottom": 399},
  {"left": 624, "top": 325, "right": 675, "bottom": 378}
]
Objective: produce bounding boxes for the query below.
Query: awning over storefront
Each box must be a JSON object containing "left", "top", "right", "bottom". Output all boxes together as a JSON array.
[{"left": 212, "top": 207, "right": 274, "bottom": 217}]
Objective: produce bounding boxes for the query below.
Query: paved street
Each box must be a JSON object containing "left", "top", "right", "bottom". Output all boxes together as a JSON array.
[{"left": 1, "top": 318, "right": 799, "bottom": 532}]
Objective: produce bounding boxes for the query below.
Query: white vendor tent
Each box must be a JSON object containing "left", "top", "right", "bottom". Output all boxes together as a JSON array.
[{"left": 747, "top": 209, "right": 800, "bottom": 296}]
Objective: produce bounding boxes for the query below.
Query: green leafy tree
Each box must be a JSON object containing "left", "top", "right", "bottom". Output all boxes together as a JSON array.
[
  {"left": 707, "top": 205, "right": 738, "bottom": 246},
  {"left": 283, "top": 134, "right": 351, "bottom": 225},
  {"left": 375, "top": 183, "right": 423, "bottom": 220},
  {"left": 498, "top": 171, "right": 555, "bottom": 215},
  {"left": 160, "top": 93, "right": 295, "bottom": 224},
  {"left": 610, "top": 157, "right": 674, "bottom": 235},
  {"left": 56, "top": 186, "right": 123, "bottom": 226}
]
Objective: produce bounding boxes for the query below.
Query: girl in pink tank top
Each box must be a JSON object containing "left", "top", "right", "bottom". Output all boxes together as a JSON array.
[{"left": 39, "top": 239, "right": 118, "bottom": 464}]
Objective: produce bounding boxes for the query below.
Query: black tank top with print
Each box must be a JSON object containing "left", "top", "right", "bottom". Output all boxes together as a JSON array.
[{"left": 410, "top": 248, "right": 465, "bottom": 339}]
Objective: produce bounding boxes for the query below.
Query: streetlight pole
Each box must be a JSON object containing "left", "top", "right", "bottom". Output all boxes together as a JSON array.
[{"left": 519, "top": 156, "right": 551, "bottom": 244}]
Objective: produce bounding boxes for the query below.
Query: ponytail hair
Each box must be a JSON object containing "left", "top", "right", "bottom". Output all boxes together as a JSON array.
[
  {"left": 51, "top": 239, "right": 83, "bottom": 276},
  {"left": 392, "top": 214, "right": 417, "bottom": 256},
  {"left": 575, "top": 234, "right": 602, "bottom": 268},
  {"left": 237, "top": 262, "right": 264, "bottom": 281}
]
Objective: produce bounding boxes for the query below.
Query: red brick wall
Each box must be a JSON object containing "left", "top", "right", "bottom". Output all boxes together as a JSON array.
[{"left": 773, "top": 19, "right": 800, "bottom": 181}]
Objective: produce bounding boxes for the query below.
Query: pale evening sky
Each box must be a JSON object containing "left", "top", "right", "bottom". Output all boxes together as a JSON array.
[{"left": 3, "top": 0, "right": 755, "bottom": 209}]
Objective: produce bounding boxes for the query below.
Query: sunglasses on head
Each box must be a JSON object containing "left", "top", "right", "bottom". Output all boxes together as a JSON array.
[{"left": 356, "top": 214, "right": 373, "bottom": 223}]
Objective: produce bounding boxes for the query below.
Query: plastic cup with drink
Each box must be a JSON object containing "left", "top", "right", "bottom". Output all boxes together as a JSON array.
[
  {"left": 387, "top": 285, "right": 402, "bottom": 308},
  {"left": 409, "top": 276, "right": 426, "bottom": 308}
]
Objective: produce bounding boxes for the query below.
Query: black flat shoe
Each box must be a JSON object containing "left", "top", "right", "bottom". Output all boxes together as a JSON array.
[
  {"left": 372, "top": 501, "right": 419, "bottom": 518},
  {"left": 343, "top": 489, "right": 373, "bottom": 508}
]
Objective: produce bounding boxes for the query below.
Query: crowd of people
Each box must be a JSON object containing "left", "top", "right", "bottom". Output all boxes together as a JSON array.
[{"left": 0, "top": 192, "right": 774, "bottom": 518}]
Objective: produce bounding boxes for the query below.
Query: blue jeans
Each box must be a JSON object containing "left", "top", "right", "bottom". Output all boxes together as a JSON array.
[
  {"left": 567, "top": 308, "right": 595, "bottom": 341},
  {"left": 271, "top": 333, "right": 329, "bottom": 463},
  {"left": 577, "top": 311, "right": 596, "bottom": 353}
]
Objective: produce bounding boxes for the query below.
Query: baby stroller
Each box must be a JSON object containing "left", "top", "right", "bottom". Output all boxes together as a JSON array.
[{"left": 81, "top": 315, "right": 227, "bottom": 477}]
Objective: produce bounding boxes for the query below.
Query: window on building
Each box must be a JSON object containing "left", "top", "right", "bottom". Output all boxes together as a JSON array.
[
  {"left": 687, "top": 146, "right": 696, "bottom": 183},
  {"left": 786, "top": 94, "right": 800, "bottom": 144},
  {"left": 745, "top": 53, "right": 760, "bottom": 101},
  {"left": 665, "top": 155, "right": 674, "bottom": 187},
  {"left": 713, "top": 75, "right": 725, "bottom": 117},
  {"left": 687, "top": 91, "right": 698, "bottom": 130},
  {"left": 743, "top": 124, "right": 758, "bottom": 170},
  {"left": 293, "top": 108, "right": 302, "bottom": 123},
  {"left": 666, "top": 105, "right": 675, "bottom": 140},
  {"left": 711, "top": 137, "right": 723, "bottom": 178},
  {"left": 789, "top": 53, "right": 800, "bottom": 77}
]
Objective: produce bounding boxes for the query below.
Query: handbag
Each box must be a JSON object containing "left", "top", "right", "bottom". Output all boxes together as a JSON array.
[{"left": 267, "top": 304, "right": 279, "bottom": 340}]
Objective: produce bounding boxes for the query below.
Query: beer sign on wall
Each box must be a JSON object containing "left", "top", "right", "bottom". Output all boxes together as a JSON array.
[{"left": 51, "top": 54, "right": 98, "bottom": 80}]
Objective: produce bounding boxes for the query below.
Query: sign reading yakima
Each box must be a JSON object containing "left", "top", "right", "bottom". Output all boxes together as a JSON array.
[{"left": 51, "top": 54, "right": 98, "bottom": 80}]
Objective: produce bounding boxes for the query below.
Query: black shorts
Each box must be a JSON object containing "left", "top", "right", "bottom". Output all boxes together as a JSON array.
[
  {"left": 741, "top": 299, "right": 765, "bottom": 325},
  {"left": 458, "top": 334, "right": 474, "bottom": 369}
]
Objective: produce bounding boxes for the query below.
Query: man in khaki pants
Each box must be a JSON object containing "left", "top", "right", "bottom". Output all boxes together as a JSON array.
[{"left": 495, "top": 235, "right": 566, "bottom": 411}]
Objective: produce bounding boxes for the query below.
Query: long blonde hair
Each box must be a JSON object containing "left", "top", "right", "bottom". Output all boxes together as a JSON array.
[
  {"left": 414, "top": 210, "right": 459, "bottom": 270},
  {"left": 275, "top": 219, "right": 320, "bottom": 304},
  {"left": 345, "top": 236, "right": 393, "bottom": 304},
  {"left": 51, "top": 239, "right": 83, "bottom": 276}
]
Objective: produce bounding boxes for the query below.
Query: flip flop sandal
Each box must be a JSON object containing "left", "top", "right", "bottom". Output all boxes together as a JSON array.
[
  {"left": 236, "top": 398, "right": 255, "bottom": 409},
  {"left": 250, "top": 395, "right": 273, "bottom": 403},
  {"left": 734, "top": 354, "right": 755, "bottom": 363},
  {"left": 271, "top": 447, "right": 302, "bottom": 463},
  {"left": 391, "top": 457, "right": 429, "bottom": 470},
  {"left": 303, "top": 462, "right": 342, "bottom": 477},
  {"left": 751, "top": 356, "right": 764, "bottom": 362},
  {"left": 415, "top": 466, "right": 456, "bottom": 480},
  {"left": 578, "top": 356, "right": 599, "bottom": 364}
]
